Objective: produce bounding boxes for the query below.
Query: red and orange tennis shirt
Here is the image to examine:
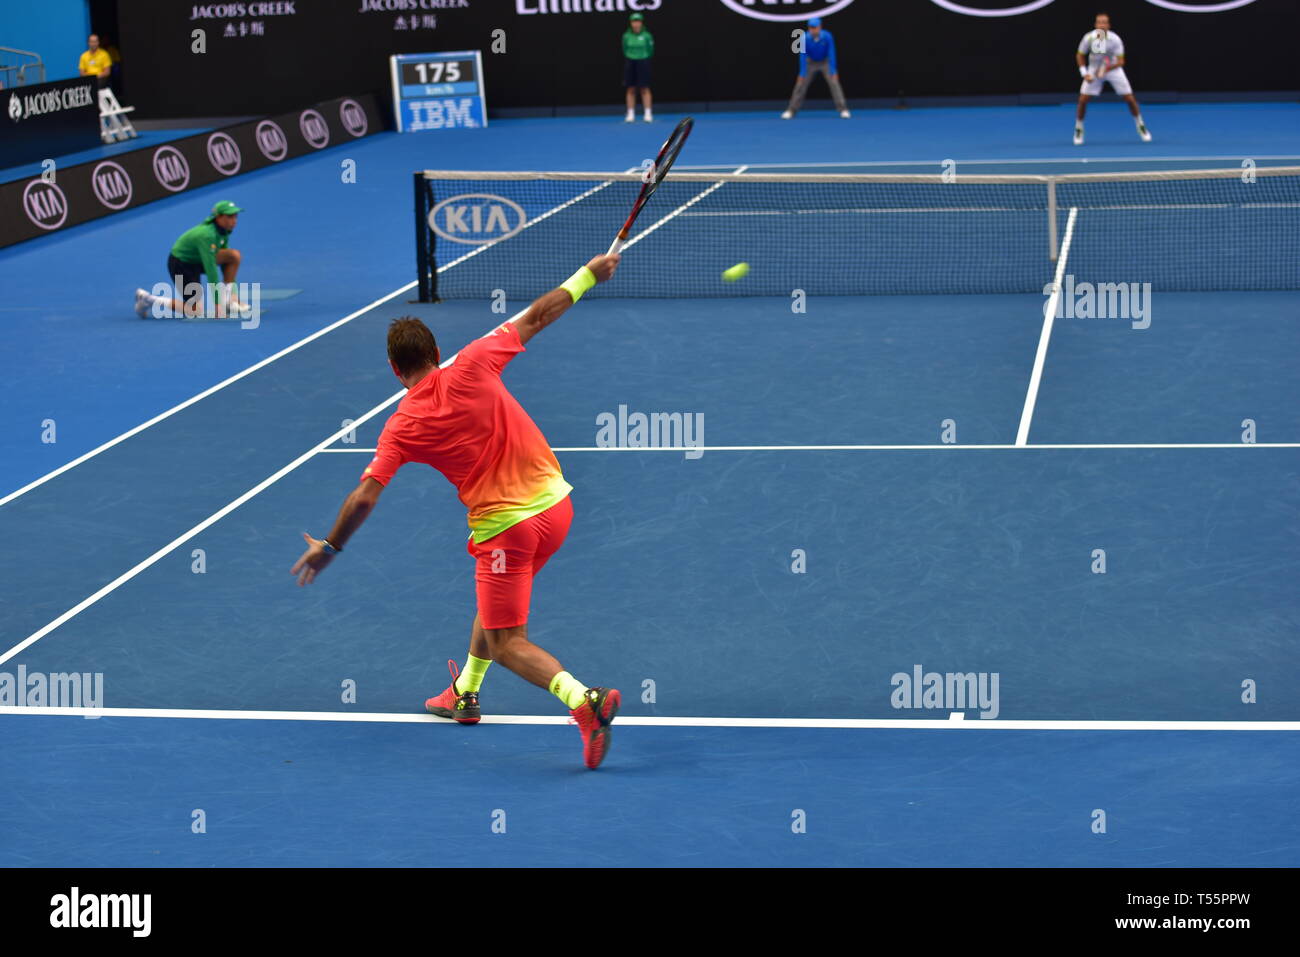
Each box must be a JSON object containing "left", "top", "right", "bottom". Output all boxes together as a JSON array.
[{"left": 362, "top": 322, "right": 572, "bottom": 543}]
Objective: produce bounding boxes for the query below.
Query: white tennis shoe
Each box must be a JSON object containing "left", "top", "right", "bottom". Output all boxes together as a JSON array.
[
  {"left": 1073, "top": 124, "right": 1084, "bottom": 145},
  {"left": 780, "top": 110, "right": 793, "bottom": 120}
]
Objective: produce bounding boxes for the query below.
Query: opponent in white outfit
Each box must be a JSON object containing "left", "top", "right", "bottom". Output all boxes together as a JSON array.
[{"left": 1074, "top": 13, "right": 1152, "bottom": 145}]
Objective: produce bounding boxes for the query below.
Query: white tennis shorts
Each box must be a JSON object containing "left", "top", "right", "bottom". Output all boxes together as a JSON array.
[{"left": 1080, "top": 67, "right": 1132, "bottom": 97}]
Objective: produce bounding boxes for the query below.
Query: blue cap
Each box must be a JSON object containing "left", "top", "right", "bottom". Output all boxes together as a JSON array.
[{"left": 808, "top": 17, "right": 822, "bottom": 27}]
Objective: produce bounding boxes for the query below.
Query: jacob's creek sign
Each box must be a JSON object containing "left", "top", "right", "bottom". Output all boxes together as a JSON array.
[
  {"left": 8, "top": 83, "right": 96, "bottom": 121},
  {"left": 3, "top": 77, "right": 101, "bottom": 168},
  {"left": 0, "top": 94, "right": 382, "bottom": 248}
]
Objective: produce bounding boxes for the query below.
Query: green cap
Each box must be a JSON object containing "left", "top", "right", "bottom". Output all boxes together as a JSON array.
[
  {"left": 211, "top": 200, "right": 243, "bottom": 216},
  {"left": 629, "top": 13, "right": 643, "bottom": 20}
]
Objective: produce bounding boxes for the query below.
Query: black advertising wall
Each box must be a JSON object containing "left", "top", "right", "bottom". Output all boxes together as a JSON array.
[
  {"left": 3, "top": 77, "right": 102, "bottom": 167},
  {"left": 120, "top": 1, "right": 1296, "bottom": 119},
  {"left": 0, "top": 94, "right": 381, "bottom": 248}
]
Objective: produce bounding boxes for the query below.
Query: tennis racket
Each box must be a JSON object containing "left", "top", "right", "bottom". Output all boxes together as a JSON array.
[{"left": 607, "top": 116, "right": 694, "bottom": 255}]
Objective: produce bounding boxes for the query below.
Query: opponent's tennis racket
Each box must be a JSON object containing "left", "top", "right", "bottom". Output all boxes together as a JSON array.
[{"left": 607, "top": 116, "right": 694, "bottom": 255}]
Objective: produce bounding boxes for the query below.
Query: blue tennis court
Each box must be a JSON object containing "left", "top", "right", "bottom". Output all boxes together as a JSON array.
[{"left": 2, "top": 103, "right": 1298, "bottom": 867}]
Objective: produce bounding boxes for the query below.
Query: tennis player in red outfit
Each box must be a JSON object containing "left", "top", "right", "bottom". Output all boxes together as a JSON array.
[{"left": 291, "top": 253, "right": 622, "bottom": 769}]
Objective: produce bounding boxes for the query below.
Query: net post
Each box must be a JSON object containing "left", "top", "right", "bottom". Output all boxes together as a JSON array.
[
  {"left": 414, "top": 172, "right": 439, "bottom": 303},
  {"left": 1047, "top": 178, "right": 1059, "bottom": 262},
  {"left": 425, "top": 176, "right": 439, "bottom": 302},
  {"left": 413, "top": 172, "right": 428, "bottom": 302}
]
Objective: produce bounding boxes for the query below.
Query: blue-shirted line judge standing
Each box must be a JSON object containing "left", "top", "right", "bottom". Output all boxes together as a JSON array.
[{"left": 781, "top": 17, "right": 850, "bottom": 120}]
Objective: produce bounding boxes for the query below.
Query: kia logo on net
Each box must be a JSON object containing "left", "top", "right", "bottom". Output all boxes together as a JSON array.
[
  {"left": 23, "top": 179, "right": 68, "bottom": 230},
  {"left": 429, "top": 194, "right": 527, "bottom": 245},
  {"left": 339, "top": 99, "right": 368, "bottom": 137},
  {"left": 255, "top": 120, "right": 288, "bottom": 161},
  {"left": 153, "top": 146, "right": 191, "bottom": 192},
  {"left": 720, "top": 0, "right": 856, "bottom": 21},
  {"left": 300, "top": 109, "right": 330, "bottom": 148},
  {"left": 91, "top": 161, "right": 133, "bottom": 210},
  {"left": 207, "top": 132, "right": 242, "bottom": 175}
]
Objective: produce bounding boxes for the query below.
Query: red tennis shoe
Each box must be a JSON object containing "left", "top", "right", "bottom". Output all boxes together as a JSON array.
[
  {"left": 425, "top": 660, "right": 480, "bottom": 724},
  {"left": 570, "top": 687, "right": 621, "bottom": 769}
]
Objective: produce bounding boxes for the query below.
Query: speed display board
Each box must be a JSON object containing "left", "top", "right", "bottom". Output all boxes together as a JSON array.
[{"left": 389, "top": 51, "right": 487, "bottom": 133}]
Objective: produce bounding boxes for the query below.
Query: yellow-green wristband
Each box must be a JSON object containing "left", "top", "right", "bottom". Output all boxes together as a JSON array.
[{"left": 560, "top": 266, "right": 597, "bottom": 303}]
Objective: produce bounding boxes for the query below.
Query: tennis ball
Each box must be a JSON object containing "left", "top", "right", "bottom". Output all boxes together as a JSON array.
[{"left": 722, "top": 263, "right": 750, "bottom": 282}]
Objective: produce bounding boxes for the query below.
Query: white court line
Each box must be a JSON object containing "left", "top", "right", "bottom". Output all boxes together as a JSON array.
[
  {"left": 2, "top": 414, "right": 383, "bottom": 663},
  {"left": 0, "top": 282, "right": 416, "bottom": 509},
  {"left": 620, "top": 165, "right": 748, "bottom": 251},
  {"left": 30, "top": 431, "right": 1271, "bottom": 652},
  {"left": 1, "top": 705, "right": 1296, "bottom": 731},
  {"left": 680, "top": 156, "right": 1300, "bottom": 170},
  {"left": 682, "top": 202, "right": 1300, "bottom": 216},
  {"left": 1017, "top": 206, "right": 1078, "bottom": 446},
  {"left": 0, "top": 390, "right": 404, "bottom": 668},
  {"left": 318, "top": 443, "right": 1300, "bottom": 453},
  {"left": 682, "top": 207, "right": 1032, "bottom": 216},
  {"left": 0, "top": 306, "right": 541, "bottom": 667}
]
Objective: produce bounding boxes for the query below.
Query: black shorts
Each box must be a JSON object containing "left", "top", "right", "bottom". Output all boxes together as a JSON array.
[
  {"left": 166, "top": 254, "right": 204, "bottom": 293},
  {"left": 623, "top": 58, "right": 651, "bottom": 89}
]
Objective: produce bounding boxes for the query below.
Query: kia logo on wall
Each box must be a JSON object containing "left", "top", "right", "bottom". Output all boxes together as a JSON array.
[
  {"left": 91, "top": 161, "right": 133, "bottom": 210},
  {"left": 300, "top": 109, "right": 330, "bottom": 148},
  {"left": 429, "top": 194, "right": 527, "bottom": 245},
  {"left": 207, "top": 132, "right": 242, "bottom": 176},
  {"left": 1142, "top": 0, "right": 1258, "bottom": 10},
  {"left": 927, "top": 0, "right": 1053, "bottom": 14},
  {"left": 928, "top": 0, "right": 1257, "bottom": 13},
  {"left": 255, "top": 120, "right": 288, "bottom": 161},
  {"left": 153, "top": 146, "right": 191, "bottom": 192},
  {"left": 23, "top": 179, "right": 69, "bottom": 230},
  {"left": 720, "top": 0, "right": 855, "bottom": 21},
  {"left": 339, "top": 99, "right": 368, "bottom": 137}
]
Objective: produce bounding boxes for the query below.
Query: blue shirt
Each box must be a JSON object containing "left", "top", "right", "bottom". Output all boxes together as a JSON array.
[{"left": 799, "top": 29, "right": 838, "bottom": 76}]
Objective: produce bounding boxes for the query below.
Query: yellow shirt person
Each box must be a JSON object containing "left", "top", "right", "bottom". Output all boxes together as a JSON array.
[{"left": 79, "top": 35, "right": 112, "bottom": 81}]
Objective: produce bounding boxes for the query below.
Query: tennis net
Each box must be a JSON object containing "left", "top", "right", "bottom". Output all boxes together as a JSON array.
[{"left": 413, "top": 167, "right": 1300, "bottom": 301}]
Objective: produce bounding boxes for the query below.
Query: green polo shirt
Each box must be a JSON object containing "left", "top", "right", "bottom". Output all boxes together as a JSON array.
[
  {"left": 170, "top": 219, "right": 228, "bottom": 285},
  {"left": 622, "top": 29, "right": 654, "bottom": 60}
]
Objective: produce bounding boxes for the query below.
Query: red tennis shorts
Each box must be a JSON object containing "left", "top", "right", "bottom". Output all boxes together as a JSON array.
[{"left": 466, "top": 495, "right": 573, "bottom": 629}]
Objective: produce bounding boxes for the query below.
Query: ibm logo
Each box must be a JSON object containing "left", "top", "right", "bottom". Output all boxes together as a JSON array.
[{"left": 407, "top": 98, "right": 477, "bottom": 131}]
